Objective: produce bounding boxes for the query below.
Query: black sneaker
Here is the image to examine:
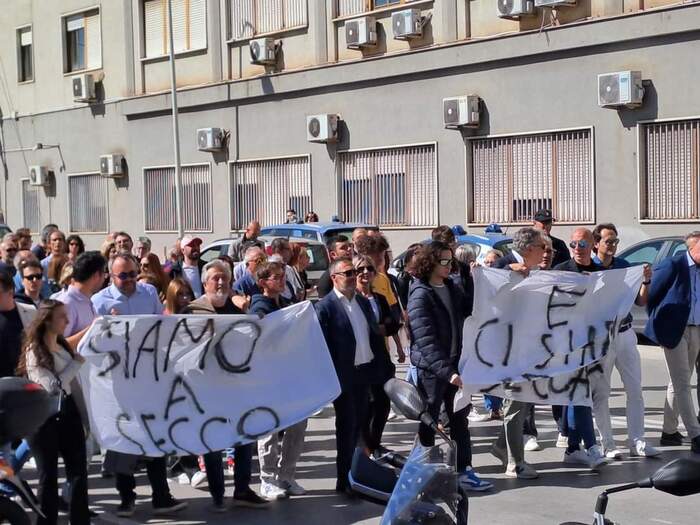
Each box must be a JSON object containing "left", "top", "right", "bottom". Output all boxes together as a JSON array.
[
  {"left": 232, "top": 488, "right": 269, "bottom": 509},
  {"left": 692, "top": 436, "right": 700, "bottom": 454},
  {"left": 152, "top": 497, "right": 188, "bottom": 515},
  {"left": 116, "top": 499, "right": 135, "bottom": 518},
  {"left": 660, "top": 431, "right": 685, "bottom": 446},
  {"left": 210, "top": 499, "right": 228, "bottom": 513}
]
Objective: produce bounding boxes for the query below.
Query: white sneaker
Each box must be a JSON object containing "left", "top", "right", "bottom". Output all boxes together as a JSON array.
[
  {"left": 555, "top": 433, "right": 569, "bottom": 448},
  {"left": 563, "top": 449, "right": 590, "bottom": 466},
  {"left": 603, "top": 447, "right": 624, "bottom": 460},
  {"left": 260, "top": 480, "right": 288, "bottom": 500},
  {"left": 586, "top": 445, "right": 609, "bottom": 470},
  {"left": 25, "top": 457, "right": 37, "bottom": 469},
  {"left": 190, "top": 470, "right": 208, "bottom": 489},
  {"left": 279, "top": 479, "right": 306, "bottom": 496},
  {"left": 505, "top": 462, "right": 539, "bottom": 479},
  {"left": 168, "top": 473, "right": 190, "bottom": 485},
  {"left": 630, "top": 440, "right": 662, "bottom": 458},
  {"left": 387, "top": 409, "right": 399, "bottom": 421},
  {"left": 524, "top": 435, "right": 541, "bottom": 452}
]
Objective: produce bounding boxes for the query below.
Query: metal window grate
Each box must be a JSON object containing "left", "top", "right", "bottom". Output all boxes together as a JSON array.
[
  {"left": 68, "top": 174, "right": 108, "bottom": 232},
  {"left": 641, "top": 119, "right": 700, "bottom": 221},
  {"left": 469, "top": 130, "right": 593, "bottom": 224},
  {"left": 21, "top": 180, "right": 40, "bottom": 234},
  {"left": 337, "top": 144, "right": 437, "bottom": 227},
  {"left": 230, "top": 0, "right": 307, "bottom": 40},
  {"left": 144, "top": 165, "right": 212, "bottom": 232},
  {"left": 230, "top": 156, "right": 311, "bottom": 230}
]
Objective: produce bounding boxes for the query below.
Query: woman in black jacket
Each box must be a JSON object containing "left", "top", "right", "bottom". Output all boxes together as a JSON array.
[
  {"left": 354, "top": 255, "right": 401, "bottom": 457},
  {"left": 406, "top": 242, "right": 492, "bottom": 492}
]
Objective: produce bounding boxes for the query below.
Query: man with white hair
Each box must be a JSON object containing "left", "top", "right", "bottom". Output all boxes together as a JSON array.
[
  {"left": 233, "top": 246, "right": 267, "bottom": 297},
  {"left": 0, "top": 234, "right": 19, "bottom": 277}
]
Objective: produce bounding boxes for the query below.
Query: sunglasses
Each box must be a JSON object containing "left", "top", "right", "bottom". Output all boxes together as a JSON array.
[
  {"left": 334, "top": 269, "right": 357, "bottom": 278},
  {"left": 113, "top": 271, "right": 138, "bottom": 280},
  {"left": 356, "top": 266, "right": 375, "bottom": 274},
  {"left": 603, "top": 239, "right": 620, "bottom": 246},
  {"left": 438, "top": 258, "right": 453, "bottom": 267},
  {"left": 569, "top": 240, "right": 590, "bottom": 249},
  {"left": 24, "top": 273, "right": 43, "bottom": 282}
]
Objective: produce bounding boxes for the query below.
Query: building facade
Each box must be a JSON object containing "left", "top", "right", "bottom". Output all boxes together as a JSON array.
[{"left": 1, "top": 0, "right": 699, "bottom": 255}]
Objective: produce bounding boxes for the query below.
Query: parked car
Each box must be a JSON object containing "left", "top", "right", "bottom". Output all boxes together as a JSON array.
[
  {"left": 260, "top": 222, "right": 378, "bottom": 246},
  {"left": 389, "top": 232, "right": 514, "bottom": 274},
  {"left": 616, "top": 236, "right": 685, "bottom": 335},
  {"left": 199, "top": 235, "right": 330, "bottom": 291},
  {"left": 0, "top": 224, "right": 11, "bottom": 238}
]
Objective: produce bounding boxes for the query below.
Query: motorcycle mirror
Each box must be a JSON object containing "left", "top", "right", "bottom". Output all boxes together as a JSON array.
[
  {"left": 383, "top": 378, "right": 426, "bottom": 422},
  {"left": 648, "top": 458, "right": 700, "bottom": 497}
]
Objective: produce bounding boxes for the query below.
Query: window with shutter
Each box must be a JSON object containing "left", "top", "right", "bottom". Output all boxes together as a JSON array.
[
  {"left": 21, "top": 180, "right": 40, "bottom": 234},
  {"left": 467, "top": 129, "right": 594, "bottom": 225},
  {"left": 336, "top": 0, "right": 417, "bottom": 17},
  {"left": 63, "top": 9, "right": 101, "bottom": 72},
  {"left": 68, "top": 174, "right": 108, "bottom": 233},
  {"left": 143, "top": 0, "right": 207, "bottom": 58},
  {"left": 17, "top": 26, "right": 33, "bottom": 82},
  {"left": 229, "top": 0, "right": 308, "bottom": 40}
]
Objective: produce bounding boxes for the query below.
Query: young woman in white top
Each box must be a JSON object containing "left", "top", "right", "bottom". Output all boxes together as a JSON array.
[{"left": 16, "top": 299, "right": 90, "bottom": 525}]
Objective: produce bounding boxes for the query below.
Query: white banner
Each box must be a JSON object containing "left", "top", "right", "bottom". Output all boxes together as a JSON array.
[
  {"left": 459, "top": 266, "right": 643, "bottom": 406},
  {"left": 77, "top": 301, "right": 341, "bottom": 457}
]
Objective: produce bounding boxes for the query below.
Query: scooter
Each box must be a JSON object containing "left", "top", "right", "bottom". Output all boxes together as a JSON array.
[
  {"left": 0, "top": 377, "right": 58, "bottom": 524},
  {"left": 561, "top": 455, "right": 700, "bottom": 525},
  {"left": 349, "top": 378, "right": 469, "bottom": 525}
]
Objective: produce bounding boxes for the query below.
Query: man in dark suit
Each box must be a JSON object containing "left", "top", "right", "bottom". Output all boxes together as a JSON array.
[
  {"left": 533, "top": 209, "right": 571, "bottom": 267},
  {"left": 493, "top": 227, "right": 547, "bottom": 273},
  {"left": 645, "top": 231, "right": 700, "bottom": 453},
  {"left": 315, "top": 257, "right": 389, "bottom": 494}
]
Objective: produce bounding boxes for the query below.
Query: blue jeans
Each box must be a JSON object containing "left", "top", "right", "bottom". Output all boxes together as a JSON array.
[
  {"left": 566, "top": 405, "right": 596, "bottom": 453},
  {"left": 484, "top": 395, "right": 503, "bottom": 412}
]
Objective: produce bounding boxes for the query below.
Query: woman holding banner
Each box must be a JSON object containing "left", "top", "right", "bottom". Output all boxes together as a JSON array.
[
  {"left": 16, "top": 300, "right": 91, "bottom": 525},
  {"left": 406, "top": 241, "right": 492, "bottom": 492}
]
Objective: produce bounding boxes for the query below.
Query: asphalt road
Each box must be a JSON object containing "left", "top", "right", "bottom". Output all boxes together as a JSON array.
[{"left": 17, "top": 345, "right": 700, "bottom": 525}]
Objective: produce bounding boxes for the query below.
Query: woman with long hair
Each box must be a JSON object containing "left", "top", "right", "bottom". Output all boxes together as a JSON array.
[
  {"left": 47, "top": 254, "right": 69, "bottom": 295},
  {"left": 16, "top": 300, "right": 90, "bottom": 525},
  {"left": 164, "top": 278, "right": 194, "bottom": 315},
  {"left": 140, "top": 253, "right": 170, "bottom": 299},
  {"left": 406, "top": 241, "right": 492, "bottom": 492},
  {"left": 66, "top": 235, "right": 85, "bottom": 263}
]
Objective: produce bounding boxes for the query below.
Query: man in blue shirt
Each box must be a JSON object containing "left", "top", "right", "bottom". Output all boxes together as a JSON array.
[
  {"left": 91, "top": 253, "right": 184, "bottom": 517},
  {"left": 590, "top": 223, "right": 660, "bottom": 459}
]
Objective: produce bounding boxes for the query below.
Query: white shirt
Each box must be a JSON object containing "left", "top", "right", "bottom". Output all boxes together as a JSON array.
[
  {"left": 512, "top": 250, "right": 525, "bottom": 264},
  {"left": 183, "top": 265, "right": 203, "bottom": 298},
  {"left": 334, "top": 288, "right": 373, "bottom": 366}
]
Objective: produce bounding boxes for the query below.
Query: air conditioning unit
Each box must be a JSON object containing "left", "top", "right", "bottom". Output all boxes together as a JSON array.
[
  {"left": 72, "top": 73, "right": 95, "bottom": 103},
  {"left": 28, "top": 166, "right": 49, "bottom": 187},
  {"left": 598, "top": 71, "right": 644, "bottom": 108},
  {"left": 197, "top": 128, "right": 224, "bottom": 152},
  {"left": 443, "top": 96, "right": 481, "bottom": 129},
  {"left": 392, "top": 9, "right": 424, "bottom": 40},
  {"left": 345, "top": 16, "right": 377, "bottom": 49},
  {"left": 306, "top": 114, "right": 339, "bottom": 143},
  {"left": 534, "top": 0, "right": 577, "bottom": 6},
  {"left": 498, "top": 0, "right": 536, "bottom": 19},
  {"left": 100, "top": 154, "right": 124, "bottom": 177},
  {"left": 249, "top": 38, "right": 277, "bottom": 65}
]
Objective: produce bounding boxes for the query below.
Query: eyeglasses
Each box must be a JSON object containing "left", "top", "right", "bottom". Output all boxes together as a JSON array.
[
  {"left": 356, "top": 266, "right": 375, "bottom": 274},
  {"left": 113, "top": 271, "right": 138, "bottom": 280},
  {"left": 438, "top": 258, "right": 453, "bottom": 267},
  {"left": 334, "top": 269, "right": 357, "bottom": 278},
  {"left": 569, "top": 240, "right": 590, "bottom": 250},
  {"left": 603, "top": 239, "right": 620, "bottom": 246},
  {"left": 23, "top": 273, "right": 43, "bottom": 282}
]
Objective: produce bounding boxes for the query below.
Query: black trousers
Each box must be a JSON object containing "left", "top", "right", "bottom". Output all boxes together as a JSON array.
[
  {"left": 29, "top": 396, "right": 90, "bottom": 525},
  {"left": 333, "top": 381, "right": 369, "bottom": 490},
  {"left": 115, "top": 457, "right": 170, "bottom": 507},
  {"left": 362, "top": 383, "right": 391, "bottom": 453},
  {"left": 523, "top": 403, "right": 538, "bottom": 438},
  {"left": 417, "top": 373, "right": 471, "bottom": 472}
]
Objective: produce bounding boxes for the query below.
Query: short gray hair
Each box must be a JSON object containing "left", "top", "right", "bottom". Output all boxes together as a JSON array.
[
  {"left": 685, "top": 231, "right": 700, "bottom": 246},
  {"left": 513, "top": 227, "right": 546, "bottom": 254},
  {"left": 454, "top": 244, "right": 478, "bottom": 265},
  {"left": 13, "top": 250, "right": 37, "bottom": 268},
  {"left": 108, "top": 252, "right": 139, "bottom": 273},
  {"left": 201, "top": 259, "right": 232, "bottom": 285},
  {"left": 244, "top": 246, "right": 265, "bottom": 263},
  {"left": 137, "top": 236, "right": 152, "bottom": 250}
]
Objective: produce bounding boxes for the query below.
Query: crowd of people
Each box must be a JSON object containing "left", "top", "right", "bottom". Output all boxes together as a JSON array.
[{"left": 1, "top": 208, "right": 700, "bottom": 524}]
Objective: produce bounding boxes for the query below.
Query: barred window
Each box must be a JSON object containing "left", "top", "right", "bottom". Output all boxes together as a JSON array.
[
  {"left": 21, "top": 179, "right": 40, "bottom": 234},
  {"left": 337, "top": 0, "right": 417, "bottom": 17},
  {"left": 337, "top": 144, "right": 437, "bottom": 227},
  {"left": 229, "top": 0, "right": 307, "bottom": 40},
  {"left": 230, "top": 156, "right": 311, "bottom": 229},
  {"left": 144, "top": 164, "right": 212, "bottom": 232},
  {"left": 468, "top": 129, "right": 593, "bottom": 224},
  {"left": 144, "top": 0, "right": 207, "bottom": 58},
  {"left": 68, "top": 174, "right": 108, "bottom": 233},
  {"left": 640, "top": 119, "right": 700, "bottom": 221}
]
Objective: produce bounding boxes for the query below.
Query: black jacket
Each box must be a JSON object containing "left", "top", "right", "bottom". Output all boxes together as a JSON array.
[
  {"left": 493, "top": 252, "right": 519, "bottom": 269},
  {"left": 169, "top": 259, "right": 206, "bottom": 280},
  {"left": 315, "top": 291, "right": 391, "bottom": 391},
  {"left": 551, "top": 235, "right": 571, "bottom": 267},
  {"left": 249, "top": 294, "right": 290, "bottom": 316},
  {"left": 316, "top": 270, "right": 332, "bottom": 298},
  {"left": 407, "top": 279, "right": 468, "bottom": 382}
]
